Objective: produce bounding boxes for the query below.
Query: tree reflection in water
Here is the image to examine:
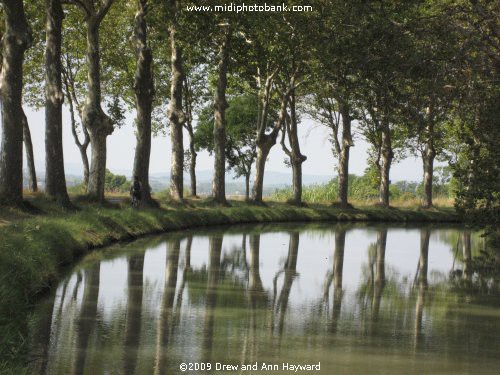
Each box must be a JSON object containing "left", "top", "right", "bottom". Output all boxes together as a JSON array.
[
  {"left": 414, "top": 229, "right": 430, "bottom": 349},
  {"left": 25, "top": 225, "right": 498, "bottom": 375},
  {"left": 202, "top": 235, "right": 223, "bottom": 364},
  {"left": 154, "top": 239, "right": 180, "bottom": 375},
  {"left": 331, "top": 227, "right": 346, "bottom": 333},
  {"left": 372, "top": 229, "right": 387, "bottom": 324},
  {"left": 123, "top": 252, "right": 144, "bottom": 374},
  {"left": 240, "top": 234, "right": 269, "bottom": 364},
  {"left": 72, "top": 263, "right": 100, "bottom": 375},
  {"left": 272, "top": 231, "right": 300, "bottom": 338}
]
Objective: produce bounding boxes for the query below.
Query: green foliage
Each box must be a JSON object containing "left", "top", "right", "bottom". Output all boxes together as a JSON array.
[{"left": 104, "top": 169, "right": 130, "bottom": 193}]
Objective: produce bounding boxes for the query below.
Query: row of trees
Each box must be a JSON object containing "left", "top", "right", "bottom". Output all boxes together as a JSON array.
[{"left": 0, "top": 0, "right": 497, "bottom": 210}]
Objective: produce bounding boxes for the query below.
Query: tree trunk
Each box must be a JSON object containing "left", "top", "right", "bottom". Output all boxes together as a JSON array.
[
  {"left": 337, "top": 103, "right": 352, "bottom": 207},
  {"left": 22, "top": 110, "right": 37, "bottom": 192},
  {"left": 168, "top": 22, "right": 185, "bottom": 201},
  {"left": 83, "top": 16, "right": 114, "bottom": 202},
  {"left": 79, "top": 144, "right": 90, "bottom": 190},
  {"left": 188, "top": 130, "right": 197, "bottom": 197},
  {"left": 245, "top": 172, "right": 250, "bottom": 201},
  {"left": 212, "top": 30, "right": 231, "bottom": 204},
  {"left": 183, "top": 78, "right": 197, "bottom": 198},
  {"left": 422, "top": 152, "right": 434, "bottom": 208},
  {"left": 282, "top": 90, "right": 306, "bottom": 205},
  {"left": 252, "top": 143, "right": 271, "bottom": 203},
  {"left": 132, "top": 0, "right": 153, "bottom": 202},
  {"left": 87, "top": 132, "right": 107, "bottom": 202},
  {"left": 45, "top": 0, "right": 70, "bottom": 204},
  {"left": 0, "top": 0, "right": 32, "bottom": 205},
  {"left": 422, "top": 123, "right": 435, "bottom": 208},
  {"left": 291, "top": 160, "right": 303, "bottom": 204},
  {"left": 378, "top": 123, "right": 393, "bottom": 207}
]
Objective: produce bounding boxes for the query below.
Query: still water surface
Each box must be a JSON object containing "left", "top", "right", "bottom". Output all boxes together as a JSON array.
[{"left": 29, "top": 223, "right": 499, "bottom": 374}]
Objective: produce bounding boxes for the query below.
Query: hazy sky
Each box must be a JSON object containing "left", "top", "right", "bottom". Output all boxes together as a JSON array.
[{"left": 17, "top": 106, "right": 432, "bottom": 182}]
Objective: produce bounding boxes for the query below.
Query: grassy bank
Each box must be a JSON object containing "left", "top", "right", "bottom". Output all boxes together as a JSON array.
[{"left": 0, "top": 197, "right": 459, "bottom": 371}]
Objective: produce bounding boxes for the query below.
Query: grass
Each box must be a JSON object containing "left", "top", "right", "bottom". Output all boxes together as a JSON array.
[
  {"left": 270, "top": 179, "right": 455, "bottom": 208},
  {"left": 0, "top": 195, "right": 460, "bottom": 371}
]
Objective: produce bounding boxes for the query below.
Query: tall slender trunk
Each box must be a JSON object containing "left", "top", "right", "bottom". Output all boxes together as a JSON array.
[
  {"left": 245, "top": 172, "right": 250, "bottom": 201},
  {"left": 291, "top": 160, "right": 303, "bottom": 204},
  {"left": 337, "top": 103, "right": 352, "bottom": 207},
  {"left": 252, "top": 143, "right": 271, "bottom": 203},
  {"left": 183, "top": 78, "right": 197, "bottom": 197},
  {"left": 281, "top": 88, "right": 306, "bottom": 205},
  {"left": 422, "top": 152, "right": 434, "bottom": 208},
  {"left": 87, "top": 131, "right": 107, "bottom": 201},
  {"left": 0, "top": 0, "right": 32, "bottom": 205},
  {"left": 83, "top": 13, "right": 114, "bottom": 202},
  {"left": 378, "top": 121, "right": 392, "bottom": 207},
  {"left": 289, "top": 91, "right": 306, "bottom": 205},
  {"left": 79, "top": 144, "right": 90, "bottom": 189},
  {"left": 45, "top": 0, "right": 69, "bottom": 204},
  {"left": 422, "top": 122, "right": 435, "bottom": 208},
  {"left": 132, "top": 0, "right": 153, "bottom": 202},
  {"left": 168, "top": 19, "right": 185, "bottom": 201},
  {"left": 212, "top": 30, "right": 231, "bottom": 204},
  {"left": 22, "top": 110, "right": 37, "bottom": 192},
  {"left": 188, "top": 129, "right": 197, "bottom": 197}
]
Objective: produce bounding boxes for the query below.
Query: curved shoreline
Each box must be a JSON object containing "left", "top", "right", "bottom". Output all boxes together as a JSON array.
[{"left": 0, "top": 200, "right": 460, "bottom": 370}]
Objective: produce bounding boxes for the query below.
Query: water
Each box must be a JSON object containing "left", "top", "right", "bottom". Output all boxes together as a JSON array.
[{"left": 28, "top": 223, "right": 499, "bottom": 374}]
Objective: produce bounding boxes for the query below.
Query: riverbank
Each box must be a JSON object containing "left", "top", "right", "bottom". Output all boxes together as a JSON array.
[{"left": 0, "top": 197, "right": 459, "bottom": 372}]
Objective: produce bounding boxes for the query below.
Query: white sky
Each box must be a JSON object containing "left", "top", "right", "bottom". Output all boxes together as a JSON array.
[{"left": 16, "top": 106, "right": 429, "bottom": 182}]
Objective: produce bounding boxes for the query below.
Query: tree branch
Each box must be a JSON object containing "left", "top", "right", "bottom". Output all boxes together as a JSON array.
[
  {"left": 96, "top": 0, "right": 115, "bottom": 24},
  {"left": 63, "top": 0, "right": 91, "bottom": 16}
]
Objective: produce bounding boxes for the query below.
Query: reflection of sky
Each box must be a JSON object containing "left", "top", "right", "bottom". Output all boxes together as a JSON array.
[{"left": 86, "top": 226, "right": 462, "bottom": 327}]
